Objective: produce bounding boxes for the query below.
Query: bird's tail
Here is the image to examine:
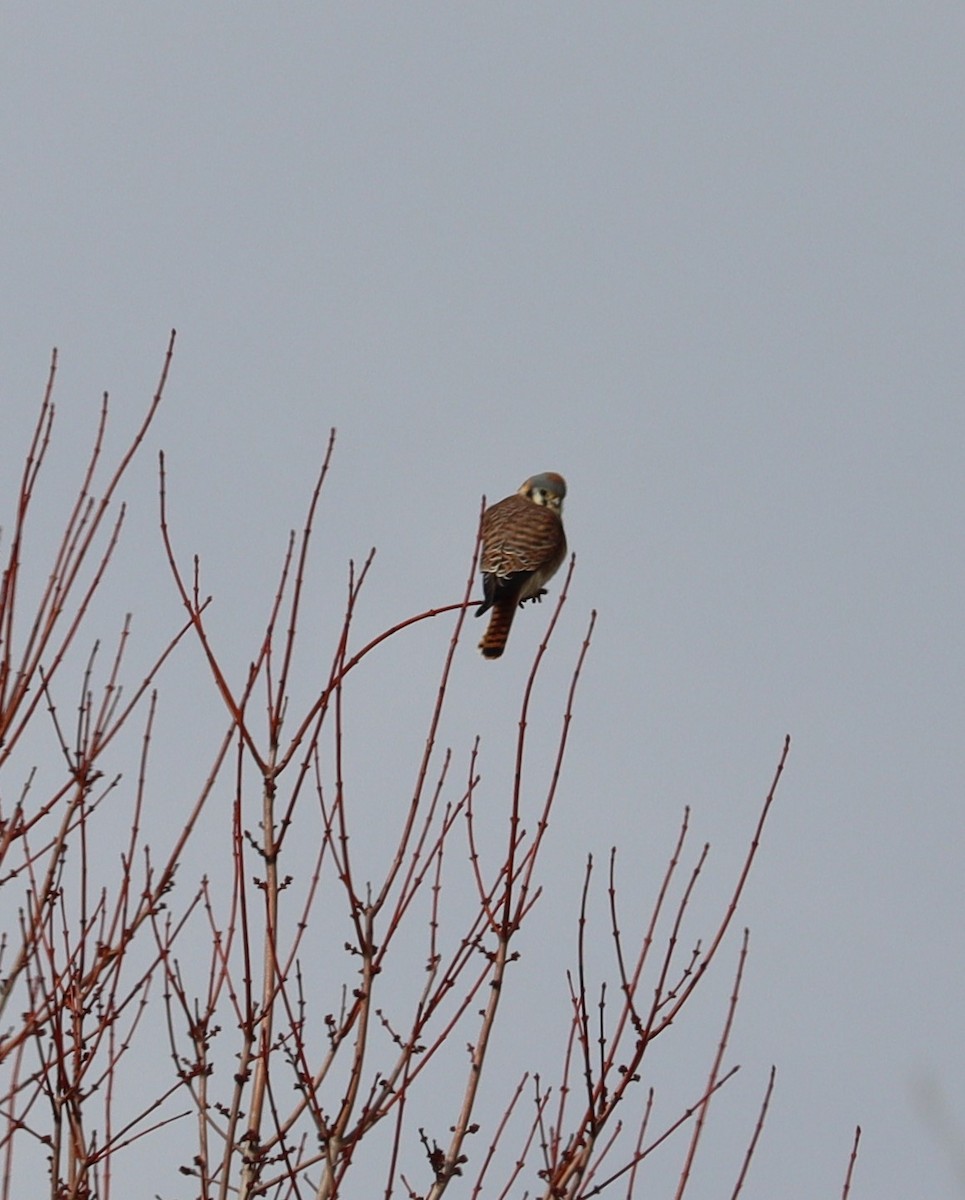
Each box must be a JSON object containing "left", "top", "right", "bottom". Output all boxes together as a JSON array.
[{"left": 478, "top": 599, "right": 516, "bottom": 659}]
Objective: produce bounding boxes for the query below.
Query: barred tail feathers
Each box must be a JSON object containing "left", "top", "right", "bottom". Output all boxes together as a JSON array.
[{"left": 478, "top": 598, "right": 517, "bottom": 659}]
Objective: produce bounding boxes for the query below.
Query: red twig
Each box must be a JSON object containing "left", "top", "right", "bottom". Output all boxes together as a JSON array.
[
  {"left": 730, "top": 1065, "right": 776, "bottom": 1198},
  {"left": 841, "top": 1125, "right": 862, "bottom": 1199}
]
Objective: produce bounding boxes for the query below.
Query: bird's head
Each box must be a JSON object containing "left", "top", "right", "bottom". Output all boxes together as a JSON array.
[{"left": 519, "top": 472, "right": 566, "bottom": 513}]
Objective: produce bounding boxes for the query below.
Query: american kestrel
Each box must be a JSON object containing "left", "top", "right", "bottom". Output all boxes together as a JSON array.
[{"left": 475, "top": 472, "right": 567, "bottom": 659}]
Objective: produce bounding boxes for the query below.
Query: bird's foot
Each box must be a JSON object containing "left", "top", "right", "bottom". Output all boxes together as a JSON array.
[{"left": 520, "top": 589, "right": 547, "bottom": 607}]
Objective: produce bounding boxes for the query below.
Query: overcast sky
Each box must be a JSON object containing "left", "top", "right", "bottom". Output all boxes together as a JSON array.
[{"left": 2, "top": 6, "right": 964, "bottom": 1197}]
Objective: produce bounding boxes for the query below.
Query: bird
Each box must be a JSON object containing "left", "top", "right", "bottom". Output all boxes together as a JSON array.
[{"left": 475, "top": 472, "right": 567, "bottom": 659}]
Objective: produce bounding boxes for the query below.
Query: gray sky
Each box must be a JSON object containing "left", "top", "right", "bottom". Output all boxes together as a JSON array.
[{"left": 3, "top": 6, "right": 964, "bottom": 1196}]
